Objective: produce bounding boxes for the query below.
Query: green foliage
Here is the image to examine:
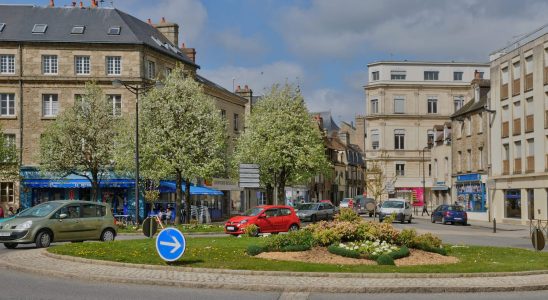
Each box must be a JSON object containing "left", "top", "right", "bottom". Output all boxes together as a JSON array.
[
  {"left": 397, "top": 228, "right": 418, "bottom": 247},
  {"left": 382, "top": 213, "right": 397, "bottom": 224},
  {"left": 243, "top": 224, "right": 259, "bottom": 237},
  {"left": 246, "top": 244, "right": 265, "bottom": 256},
  {"left": 232, "top": 83, "right": 331, "bottom": 203},
  {"left": 335, "top": 208, "right": 361, "bottom": 222},
  {"left": 376, "top": 254, "right": 395, "bottom": 265},
  {"left": 327, "top": 244, "right": 361, "bottom": 258},
  {"left": 413, "top": 233, "right": 442, "bottom": 248},
  {"left": 305, "top": 220, "right": 401, "bottom": 246},
  {"left": 264, "top": 229, "right": 315, "bottom": 251},
  {"left": 0, "top": 124, "right": 19, "bottom": 181}
]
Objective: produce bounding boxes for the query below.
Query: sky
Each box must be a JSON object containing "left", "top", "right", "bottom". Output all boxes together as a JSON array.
[{"left": 4, "top": 0, "right": 548, "bottom": 123}]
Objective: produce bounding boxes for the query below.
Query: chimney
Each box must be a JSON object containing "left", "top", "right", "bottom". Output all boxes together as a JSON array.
[
  {"left": 236, "top": 85, "right": 254, "bottom": 119},
  {"left": 90, "top": 0, "right": 97, "bottom": 8},
  {"left": 147, "top": 18, "right": 152, "bottom": 25},
  {"left": 474, "top": 69, "right": 481, "bottom": 80},
  {"left": 154, "top": 17, "right": 179, "bottom": 46},
  {"left": 80, "top": 1, "right": 84, "bottom": 8},
  {"left": 49, "top": 0, "right": 54, "bottom": 7},
  {"left": 181, "top": 43, "right": 196, "bottom": 63}
]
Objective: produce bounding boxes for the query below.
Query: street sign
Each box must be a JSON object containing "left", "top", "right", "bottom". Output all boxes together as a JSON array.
[
  {"left": 155, "top": 228, "right": 186, "bottom": 262},
  {"left": 531, "top": 228, "right": 545, "bottom": 251},
  {"left": 239, "top": 163, "right": 260, "bottom": 188},
  {"left": 142, "top": 217, "right": 158, "bottom": 238}
]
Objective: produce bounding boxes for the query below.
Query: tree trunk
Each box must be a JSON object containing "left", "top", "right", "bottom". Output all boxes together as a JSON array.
[
  {"left": 277, "top": 168, "right": 287, "bottom": 205},
  {"left": 175, "top": 172, "right": 183, "bottom": 225},
  {"left": 265, "top": 184, "right": 273, "bottom": 205},
  {"left": 91, "top": 171, "right": 99, "bottom": 202},
  {"left": 185, "top": 180, "right": 191, "bottom": 224}
]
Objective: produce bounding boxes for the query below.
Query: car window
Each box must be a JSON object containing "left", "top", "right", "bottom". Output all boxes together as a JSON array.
[
  {"left": 82, "top": 204, "right": 99, "bottom": 218},
  {"left": 265, "top": 209, "right": 279, "bottom": 217},
  {"left": 448, "top": 206, "right": 464, "bottom": 211},
  {"left": 19, "top": 202, "right": 63, "bottom": 218},
  {"left": 54, "top": 204, "right": 81, "bottom": 219},
  {"left": 97, "top": 205, "right": 106, "bottom": 217},
  {"left": 280, "top": 208, "right": 292, "bottom": 216},
  {"left": 405, "top": 203, "right": 410, "bottom": 209},
  {"left": 382, "top": 201, "right": 404, "bottom": 208}
]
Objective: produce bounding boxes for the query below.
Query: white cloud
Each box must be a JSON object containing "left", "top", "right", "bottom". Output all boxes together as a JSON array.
[
  {"left": 305, "top": 89, "right": 364, "bottom": 123},
  {"left": 214, "top": 29, "right": 266, "bottom": 57}
]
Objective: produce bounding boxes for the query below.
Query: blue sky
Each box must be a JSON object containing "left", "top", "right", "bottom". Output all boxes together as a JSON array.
[{"left": 4, "top": 0, "right": 548, "bottom": 122}]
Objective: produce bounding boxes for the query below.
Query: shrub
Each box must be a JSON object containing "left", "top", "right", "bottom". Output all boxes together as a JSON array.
[
  {"left": 382, "top": 213, "right": 397, "bottom": 224},
  {"left": 327, "top": 244, "right": 361, "bottom": 258},
  {"left": 280, "top": 244, "right": 311, "bottom": 252},
  {"left": 264, "top": 229, "right": 315, "bottom": 251},
  {"left": 335, "top": 208, "right": 361, "bottom": 222},
  {"left": 243, "top": 224, "right": 259, "bottom": 237},
  {"left": 413, "top": 233, "right": 442, "bottom": 248},
  {"left": 376, "top": 254, "right": 395, "bottom": 265},
  {"left": 246, "top": 244, "right": 265, "bottom": 256},
  {"left": 389, "top": 246, "right": 410, "bottom": 260},
  {"left": 397, "top": 228, "right": 418, "bottom": 247}
]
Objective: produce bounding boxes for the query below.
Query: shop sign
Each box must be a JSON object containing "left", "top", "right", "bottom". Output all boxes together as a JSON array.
[
  {"left": 457, "top": 173, "right": 481, "bottom": 182},
  {"left": 211, "top": 178, "right": 240, "bottom": 190}
]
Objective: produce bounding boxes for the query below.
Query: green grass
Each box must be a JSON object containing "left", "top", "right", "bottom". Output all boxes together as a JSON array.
[
  {"left": 48, "top": 237, "right": 548, "bottom": 273},
  {"left": 117, "top": 224, "right": 224, "bottom": 234}
]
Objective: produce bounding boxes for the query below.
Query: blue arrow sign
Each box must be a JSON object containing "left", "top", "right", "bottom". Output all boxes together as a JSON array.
[{"left": 155, "top": 228, "right": 186, "bottom": 262}]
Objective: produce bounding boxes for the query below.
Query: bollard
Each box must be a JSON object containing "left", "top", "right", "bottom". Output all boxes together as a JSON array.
[{"left": 493, "top": 218, "right": 496, "bottom": 233}]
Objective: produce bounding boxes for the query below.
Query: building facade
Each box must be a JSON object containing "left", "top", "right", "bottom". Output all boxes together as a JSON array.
[
  {"left": 0, "top": 4, "right": 247, "bottom": 218},
  {"left": 489, "top": 31, "right": 548, "bottom": 224},
  {"left": 429, "top": 122, "right": 452, "bottom": 208},
  {"left": 364, "top": 61, "right": 489, "bottom": 206}
]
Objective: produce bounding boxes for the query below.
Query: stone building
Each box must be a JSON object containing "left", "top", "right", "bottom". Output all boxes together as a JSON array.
[
  {"left": 0, "top": 3, "right": 247, "bottom": 218},
  {"left": 450, "top": 72, "right": 491, "bottom": 221},
  {"left": 364, "top": 61, "right": 489, "bottom": 206},
  {"left": 489, "top": 30, "right": 548, "bottom": 224},
  {"left": 429, "top": 122, "right": 452, "bottom": 208}
]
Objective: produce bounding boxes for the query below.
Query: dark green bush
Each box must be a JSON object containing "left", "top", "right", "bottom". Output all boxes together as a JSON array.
[
  {"left": 415, "top": 244, "right": 448, "bottom": 256},
  {"left": 327, "top": 244, "right": 361, "bottom": 258},
  {"left": 376, "top": 254, "right": 395, "bottom": 265},
  {"left": 264, "top": 229, "right": 315, "bottom": 251},
  {"left": 390, "top": 246, "right": 410, "bottom": 260},
  {"left": 246, "top": 244, "right": 265, "bottom": 256},
  {"left": 280, "top": 244, "right": 311, "bottom": 252}
]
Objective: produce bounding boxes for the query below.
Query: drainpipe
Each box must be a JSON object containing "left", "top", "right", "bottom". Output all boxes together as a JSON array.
[{"left": 18, "top": 43, "right": 23, "bottom": 166}]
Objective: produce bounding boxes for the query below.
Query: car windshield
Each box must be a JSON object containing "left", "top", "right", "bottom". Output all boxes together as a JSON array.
[
  {"left": 242, "top": 207, "right": 264, "bottom": 216},
  {"left": 341, "top": 199, "right": 350, "bottom": 204},
  {"left": 299, "top": 203, "right": 319, "bottom": 210},
  {"left": 17, "top": 202, "right": 64, "bottom": 218},
  {"left": 382, "top": 201, "right": 404, "bottom": 208},
  {"left": 448, "top": 206, "right": 464, "bottom": 211}
]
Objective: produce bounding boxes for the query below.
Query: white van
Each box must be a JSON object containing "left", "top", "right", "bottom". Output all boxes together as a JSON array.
[{"left": 378, "top": 198, "right": 412, "bottom": 223}]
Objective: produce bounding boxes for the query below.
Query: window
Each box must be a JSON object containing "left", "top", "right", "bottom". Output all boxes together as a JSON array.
[
  {"left": 424, "top": 71, "right": 439, "bottom": 80},
  {"left": 42, "top": 55, "right": 58, "bottom": 74},
  {"left": 394, "top": 129, "right": 405, "bottom": 150},
  {"left": 478, "top": 72, "right": 484, "bottom": 79},
  {"left": 371, "top": 71, "right": 379, "bottom": 81},
  {"left": 501, "top": 67, "right": 509, "bottom": 84},
  {"left": 71, "top": 25, "right": 85, "bottom": 34},
  {"left": 513, "top": 101, "right": 521, "bottom": 119},
  {"left": 146, "top": 60, "right": 155, "bottom": 79},
  {"left": 74, "top": 56, "right": 90, "bottom": 75},
  {"left": 503, "top": 144, "right": 509, "bottom": 160},
  {"left": 394, "top": 97, "right": 405, "bottom": 114},
  {"left": 527, "top": 138, "right": 534, "bottom": 156},
  {"left": 106, "top": 56, "right": 121, "bottom": 75},
  {"left": 478, "top": 147, "right": 484, "bottom": 170},
  {"left": 467, "top": 149, "right": 471, "bottom": 171},
  {"left": 466, "top": 117, "right": 471, "bottom": 136},
  {"left": 444, "top": 157, "right": 449, "bottom": 176},
  {"left": 502, "top": 105, "right": 509, "bottom": 121},
  {"left": 370, "top": 99, "right": 378, "bottom": 114},
  {"left": 42, "top": 94, "right": 58, "bottom": 117},
  {"left": 390, "top": 70, "right": 406, "bottom": 80},
  {"left": 220, "top": 109, "right": 226, "bottom": 120},
  {"left": 457, "top": 151, "right": 462, "bottom": 172},
  {"left": 478, "top": 113, "right": 483, "bottom": 133},
  {"left": 0, "top": 182, "right": 14, "bottom": 203},
  {"left": 505, "top": 190, "right": 521, "bottom": 218},
  {"left": 395, "top": 163, "right": 405, "bottom": 176},
  {"left": 32, "top": 24, "right": 48, "bottom": 34},
  {"left": 371, "top": 129, "right": 379, "bottom": 149},
  {"left": 0, "top": 55, "right": 15, "bottom": 74},
  {"left": 427, "top": 97, "right": 437, "bottom": 114},
  {"left": 107, "top": 95, "right": 122, "bottom": 116},
  {"left": 233, "top": 113, "right": 239, "bottom": 132},
  {"left": 453, "top": 96, "right": 464, "bottom": 112},
  {"left": 0, "top": 93, "right": 15, "bottom": 116},
  {"left": 82, "top": 204, "right": 100, "bottom": 218},
  {"left": 434, "top": 159, "right": 438, "bottom": 178},
  {"left": 165, "top": 67, "right": 172, "bottom": 77},
  {"left": 3, "top": 134, "right": 15, "bottom": 148},
  {"left": 428, "top": 163, "right": 432, "bottom": 177},
  {"left": 525, "top": 56, "right": 533, "bottom": 74},
  {"left": 513, "top": 61, "right": 520, "bottom": 79},
  {"left": 514, "top": 141, "right": 521, "bottom": 158},
  {"left": 107, "top": 26, "right": 121, "bottom": 35},
  {"left": 453, "top": 71, "right": 463, "bottom": 81},
  {"left": 427, "top": 129, "right": 434, "bottom": 146}
]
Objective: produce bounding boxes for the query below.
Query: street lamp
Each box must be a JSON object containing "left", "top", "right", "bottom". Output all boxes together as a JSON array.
[
  {"left": 112, "top": 79, "right": 163, "bottom": 227},
  {"left": 422, "top": 145, "right": 431, "bottom": 214}
]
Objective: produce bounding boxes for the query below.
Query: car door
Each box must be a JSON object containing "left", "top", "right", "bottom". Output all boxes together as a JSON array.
[
  {"left": 49, "top": 204, "right": 82, "bottom": 241},
  {"left": 324, "top": 204, "right": 334, "bottom": 220},
  {"left": 404, "top": 202, "right": 411, "bottom": 220},
  {"left": 257, "top": 208, "right": 278, "bottom": 232},
  {"left": 81, "top": 203, "right": 102, "bottom": 239}
]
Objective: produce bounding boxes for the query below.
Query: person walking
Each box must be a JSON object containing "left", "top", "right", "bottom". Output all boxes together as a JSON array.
[{"left": 421, "top": 204, "right": 429, "bottom": 216}]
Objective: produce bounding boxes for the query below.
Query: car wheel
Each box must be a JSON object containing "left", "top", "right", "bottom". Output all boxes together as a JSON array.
[
  {"left": 400, "top": 215, "right": 405, "bottom": 223},
  {"left": 3, "top": 242, "right": 18, "bottom": 249},
  {"left": 442, "top": 217, "right": 447, "bottom": 225},
  {"left": 35, "top": 230, "right": 52, "bottom": 248},
  {"left": 311, "top": 215, "right": 317, "bottom": 223},
  {"left": 378, "top": 218, "right": 384, "bottom": 223},
  {"left": 462, "top": 221, "right": 468, "bottom": 226},
  {"left": 431, "top": 216, "right": 436, "bottom": 223},
  {"left": 289, "top": 224, "right": 299, "bottom": 231},
  {"left": 100, "top": 229, "right": 116, "bottom": 242},
  {"left": 407, "top": 215, "right": 412, "bottom": 223}
]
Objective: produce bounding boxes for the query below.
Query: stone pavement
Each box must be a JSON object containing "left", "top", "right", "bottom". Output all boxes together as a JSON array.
[{"left": 1, "top": 249, "right": 548, "bottom": 293}]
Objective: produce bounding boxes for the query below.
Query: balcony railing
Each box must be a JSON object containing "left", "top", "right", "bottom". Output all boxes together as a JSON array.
[
  {"left": 514, "top": 158, "right": 522, "bottom": 174},
  {"left": 525, "top": 115, "right": 534, "bottom": 133},
  {"left": 512, "top": 79, "right": 520, "bottom": 96},
  {"left": 525, "top": 73, "right": 533, "bottom": 92},
  {"left": 502, "top": 121, "right": 509, "bottom": 138},
  {"left": 544, "top": 67, "right": 548, "bottom": 85},
  {"left": 503, "top": 160, "right": 509, "bottom": 175},
  {"left": 512, "top": 118, "right": 521, "bottom": 136},
  {"left": 526, "top": 156, "right": 535, "bottom": 173},
  {"left": 501, "top": 83, "right": 509, "bottom": 99}
]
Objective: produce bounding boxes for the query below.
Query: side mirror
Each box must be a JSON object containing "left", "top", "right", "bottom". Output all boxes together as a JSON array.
[{"left": 59, "top": 213, "right": 67, "bottom": 219}]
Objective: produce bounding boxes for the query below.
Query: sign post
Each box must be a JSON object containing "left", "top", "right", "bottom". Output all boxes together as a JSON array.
[
  {"left": 155, "top": 228, "right": 186, "bottom": 262},
  {"left": 239, "top": 164, "right": 260, "bottom": 211}
]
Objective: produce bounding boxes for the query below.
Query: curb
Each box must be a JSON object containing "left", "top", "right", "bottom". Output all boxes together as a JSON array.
[{"left": 118, "top": 232, "right": 224, "bottom": 236}]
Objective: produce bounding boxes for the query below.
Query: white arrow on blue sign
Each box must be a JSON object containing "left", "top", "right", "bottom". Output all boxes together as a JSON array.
[{"left": 155, "top": 228, "right": 186, "bottom": 262}]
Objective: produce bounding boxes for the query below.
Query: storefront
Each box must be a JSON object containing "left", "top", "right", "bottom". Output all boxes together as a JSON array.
[
  {"left": 395, "top": 187, "right": 424, "bottom": 207},
  {"left": 455, "top": 174, "right": 486, "bottom": 212},
  {"left": 431, "top": 181, "right": 451, "bottom": 207},
  {"left": 504, "top": 189, "right": 521, "bottom": 219}
]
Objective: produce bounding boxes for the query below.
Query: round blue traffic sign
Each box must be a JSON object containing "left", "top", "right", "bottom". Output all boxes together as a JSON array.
[{"left": 155, "top": 228, "right": 186, "bottom": 262}]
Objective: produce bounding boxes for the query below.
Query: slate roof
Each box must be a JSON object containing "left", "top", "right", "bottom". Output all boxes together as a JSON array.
[
  {"left": 451, "top": 97, "right": 486, "bottom": 119},
  {"left": 0, "top": 5, "right": 198, "bottom": 67},
  {"left": 315, "top": 111, "right": 340, "bottom": 134}
]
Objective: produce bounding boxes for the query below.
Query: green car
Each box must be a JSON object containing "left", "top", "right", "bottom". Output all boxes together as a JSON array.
[{"left": 0, "top": 200, "right": 117, "bottom": 249}]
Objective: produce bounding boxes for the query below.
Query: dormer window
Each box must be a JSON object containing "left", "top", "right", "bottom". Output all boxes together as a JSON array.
[
  {"left": 71, "top": 26, "right": 85, "bottom": 34},
  {"left": 0, "top": 23, "right": 5, "bottom": 33},
  {"left": 107, "top": 26, "right": 121, "bottom": 35},
  {"left": 32, "top": 24, "right": 48, "bottom": 34},
  {"left": 151, "top": 36, "right": 163, "bottom": 47}
]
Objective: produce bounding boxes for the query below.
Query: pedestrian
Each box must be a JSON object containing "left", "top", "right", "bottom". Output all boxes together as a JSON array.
[
  {"left": 7, "top": 207, "right": 15, "bottom": 217},
  {"left": 421, "top": 204, "right": 429, "bottom": 216},
  {"left": 166, "top": 207, "right": 172, "bottom": 225}
]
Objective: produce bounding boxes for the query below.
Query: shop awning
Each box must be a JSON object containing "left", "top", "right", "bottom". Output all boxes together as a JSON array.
[
  {"left": 159, "top": 181, "right": 223, "bottom": 196},
  {"left": 23, "top": 179, "right": 134, "bottom": 188},
  {"left": 432, "top": 185, "right": 450, "bottom": 191}
]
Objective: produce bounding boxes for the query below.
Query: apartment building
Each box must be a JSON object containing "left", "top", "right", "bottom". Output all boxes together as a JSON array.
[
  {"left": 364, "top": 61, "right": 489, "bottom": 207},
  {"left": 450, "top": 73, "right": 491, "bottom": 221},
  {"left": 429, "top": 122, "right": 451, "bottom": 208},
  {"left": 0, "top": 4, "right": 247, "bottom": 218},
  {"left": 489, "top": 31, "right": 548, "bottom": 224}
]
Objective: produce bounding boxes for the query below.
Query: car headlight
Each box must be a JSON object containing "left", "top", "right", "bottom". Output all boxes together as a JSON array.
[
  {"left": 15, "top": 220, "right": 32, "bottom": 230},
  {"left": 239, "top": 219, "right": 248, "bottom": 224}
]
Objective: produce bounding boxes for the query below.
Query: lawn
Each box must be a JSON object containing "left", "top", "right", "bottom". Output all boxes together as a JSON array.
[
  {"left": 117, "top": 224, "right": 225, "bottom": 234},
  {"left": 48, "top": 237, "right": 548, "bottom": 273}
]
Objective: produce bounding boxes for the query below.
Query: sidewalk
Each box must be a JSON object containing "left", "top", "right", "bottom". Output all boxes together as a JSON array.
[
  {"left": 1, "top": 249, "right": 548, "bottom": 293},
  {"left": 412, "top": 213, "right": 529, "bottom": 232}
]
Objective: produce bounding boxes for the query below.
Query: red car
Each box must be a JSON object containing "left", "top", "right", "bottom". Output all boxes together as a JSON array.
[{"left": 224, "top": 205, "right": 300, "bottom": 236}]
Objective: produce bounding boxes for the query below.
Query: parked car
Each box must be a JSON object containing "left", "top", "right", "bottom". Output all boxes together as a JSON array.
[
  {"left": 224, "top": 205, "right": 300, "bottom": 236},
  {"left": 339, "top": 198, "right": 355, "bottom": 211},
  {"left": 0, "top": 200, "right": 117, "bottom": 249},
  {"left": 353, "top": 195, "right": 377, "bottom": 217},
  {"left": 319, "top": 199, "right": 333, "bottom": 205},
  {"left": 295, "top": 202, "right": 336, "bottom": 222},
  {"left": 431, "top": 205, "right": 468, "bottom": 225},
  {"left": 377, "top": 198, "right": 412, "bottom": 223}
]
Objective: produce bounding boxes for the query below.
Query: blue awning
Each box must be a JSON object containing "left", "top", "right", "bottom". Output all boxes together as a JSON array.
[
  {"left": 159, "top": 181, "right": 223, "bottom": 196},
  {"left": 23, "top": 179, "right": 134, "bottom": 188}
]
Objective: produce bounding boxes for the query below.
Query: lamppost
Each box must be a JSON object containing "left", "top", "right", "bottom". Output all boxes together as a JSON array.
[
  {"left": 112, "top": 79, "right": 163, "bottom": 227},
  {"left": 422, "top": 146, "right": 431, "bottom": 214}
]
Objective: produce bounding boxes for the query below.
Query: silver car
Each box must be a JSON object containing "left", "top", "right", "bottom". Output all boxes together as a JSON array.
[{"left": 296, "top": 203, "right": 336, "bottom": 222}]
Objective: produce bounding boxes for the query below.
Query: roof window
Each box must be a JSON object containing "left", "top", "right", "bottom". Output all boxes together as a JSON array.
[
  {"left": 151, "top": 36, "right": 163, "bottom": 47},
  {"left": 71, "top": 25, "right": 85, "bottom": 34},
  {"left": 107, "top": 26, "right": 121, "bottom": 35},
  {"left": 0, "top": 23, "right": 5, "bottom": 33},
  {"left": 32, "top": 24, "right": 48, "bottom": 34}
]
